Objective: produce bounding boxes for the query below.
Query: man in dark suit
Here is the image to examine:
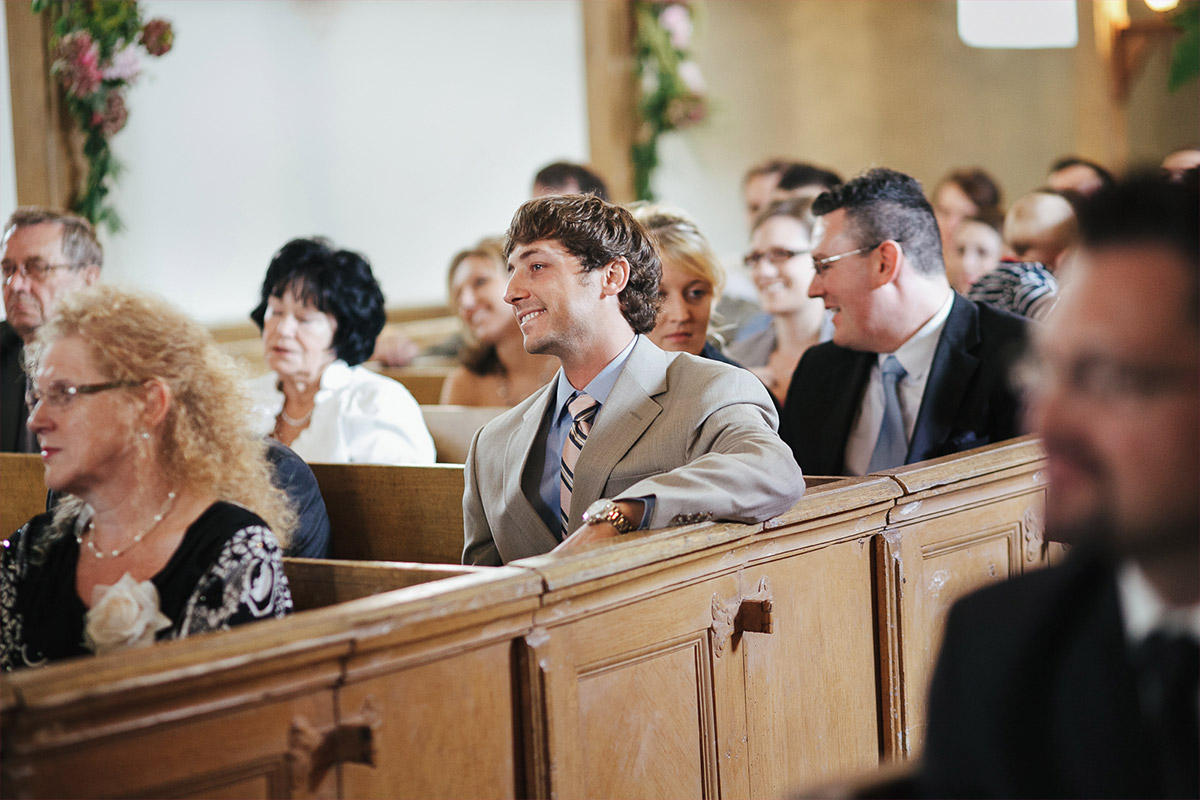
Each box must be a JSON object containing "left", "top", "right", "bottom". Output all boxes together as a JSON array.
[
  {"left": 920, "top": 173, "right": 1199, "bottom": 798},
  {"left": 779, "top": 168, "right": 1027, "bottom": 476},
  {"left": 2, "top": 209, "right": 103, "bottom": 453}
]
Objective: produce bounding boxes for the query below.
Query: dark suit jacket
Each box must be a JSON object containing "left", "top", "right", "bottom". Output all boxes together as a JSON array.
[
  {"left": 779, "top": 294, "right": 1027, "bottom": 475},
  {"left": 920, "top": 550, "right": 1171, "bottom": 798},
  {"left": 1, "top": 321, "right": 29, "bottom": 453}
]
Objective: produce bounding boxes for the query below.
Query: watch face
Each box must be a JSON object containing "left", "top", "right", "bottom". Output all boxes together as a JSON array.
[{"left": 584, "top": 499, "right": 617, "bottom": 524}]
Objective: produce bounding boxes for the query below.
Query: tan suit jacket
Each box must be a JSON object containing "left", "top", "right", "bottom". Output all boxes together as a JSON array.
[{"left": 462, "top": 337, "right": 805, "bottom": 565}]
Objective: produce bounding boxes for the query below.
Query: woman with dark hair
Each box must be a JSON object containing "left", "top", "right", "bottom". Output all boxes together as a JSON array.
[
  {"left": 246, "top": 237, "right": 435, "bottom": 465},
  {"left": 931, "top": 167, "right": 1003, "bottom": 255},
  {"left": 440, "top": 238, "right": 558, "bottom": 407},
  {"left": 727, "top": 197, "right": 830, "bottom": 403}
]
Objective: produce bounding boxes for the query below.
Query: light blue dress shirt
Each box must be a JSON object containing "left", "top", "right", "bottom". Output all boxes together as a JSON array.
[{"left": 535, "top": 335, "right": 642, "bottom": 536}]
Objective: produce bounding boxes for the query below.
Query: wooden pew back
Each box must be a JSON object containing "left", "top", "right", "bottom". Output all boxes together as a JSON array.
[
  {"left": 420, "top": 404, "right": 506, "bottom": 463},
  {"left": 0, "top": 453, "right": 46, "bottom": 536},
  {"left": 367, "top": 364, "right": 453, "bottom": 405},
  {"left": 283, "top": 557, "right": 486, "bottom": 611},
  {"left": 308, "top": 462, "right": 465, "bottom": 564}
]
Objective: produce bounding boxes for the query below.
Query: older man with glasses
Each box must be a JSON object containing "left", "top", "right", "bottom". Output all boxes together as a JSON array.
[
  {"left": 778, "top": 167, "right": 1028, "bottom": 476},
  {"left": 2, "top": 208, "right": 103, "bottom": 453}
]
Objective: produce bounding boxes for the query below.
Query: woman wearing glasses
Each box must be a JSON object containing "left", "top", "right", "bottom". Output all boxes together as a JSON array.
[
  {"left": 727, "top": 197, "right": 831, "bottom": 403},
  {"left": 1, "top": 286, "right": 294, "bottom": 670}
]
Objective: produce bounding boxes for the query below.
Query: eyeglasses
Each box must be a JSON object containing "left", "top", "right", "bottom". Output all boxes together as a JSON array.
[
  {"left": 25, "top": 380, "right": 143, "bottom": 412},
  {"left": 1011, "top": 354, "right": 1197, "bottom": 405},
  {"left": 1, "top": 258, "right": 80, "bottom": 285},
  {"left": 743, "top": 248, "right": 811, "bottom": 269},
  {"left": 811, "top": 243, "right": 885, "bottom": 277}
]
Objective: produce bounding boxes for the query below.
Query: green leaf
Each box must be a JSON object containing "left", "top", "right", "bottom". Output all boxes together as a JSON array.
[{"left": 1169, "top": 4, "right": 1200, "bottom": 91}]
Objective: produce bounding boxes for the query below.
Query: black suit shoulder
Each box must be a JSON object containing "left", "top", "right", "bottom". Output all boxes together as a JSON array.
[
  {"left": 1, "top": 322, "right": 28, "bottom": 453},
  {"left": 922, "top": 550, "right": 1162, "bottom": 798}
]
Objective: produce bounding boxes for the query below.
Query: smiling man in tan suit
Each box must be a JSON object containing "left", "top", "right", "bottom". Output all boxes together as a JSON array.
[{"left": 462, "top": 194, "right": 804, "bottom": 566}]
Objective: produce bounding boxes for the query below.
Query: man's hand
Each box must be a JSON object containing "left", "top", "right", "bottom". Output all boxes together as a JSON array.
[{"left": 552, "top": 499, "right": 645, "bottom": 554}]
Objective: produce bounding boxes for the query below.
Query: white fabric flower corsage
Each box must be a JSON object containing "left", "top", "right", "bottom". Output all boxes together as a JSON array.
[{"left": 83, "top": 573, "right": 172, "bottom": 655}]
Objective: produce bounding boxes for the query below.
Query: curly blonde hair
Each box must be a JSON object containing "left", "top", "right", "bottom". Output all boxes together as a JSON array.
[{"left": 26, "top": 285, "right": 295, "bottom": 546}]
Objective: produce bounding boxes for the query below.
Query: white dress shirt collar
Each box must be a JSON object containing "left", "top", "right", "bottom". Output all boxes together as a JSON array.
[{"left": 1116, "top": 560, "right": 1200, "bottom": 646}]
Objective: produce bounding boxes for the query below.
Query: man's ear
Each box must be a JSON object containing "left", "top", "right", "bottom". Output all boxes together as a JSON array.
[
  {"left": 873, "top": 240, "right": 903, "bottom": 287},
  {"left": 600, "top": 257, "right": 631, "bottom": 297},
  {"left": 81, "top": 265, "right": 101, "bottom": 286}
]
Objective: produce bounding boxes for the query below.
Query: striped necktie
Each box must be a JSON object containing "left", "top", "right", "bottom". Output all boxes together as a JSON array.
[
  {"left": 868, "top": 355, "right": 908, "bottom": 472},
  {"left": 559, "top": 392, "right": 599, "bottom": 537}
]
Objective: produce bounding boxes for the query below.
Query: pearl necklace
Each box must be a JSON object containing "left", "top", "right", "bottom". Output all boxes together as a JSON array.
[
  {"left": 78, "top": 491, "right": 178, "bottom": 560},
  {"left": 278, "top": 406, "right": 313, "bottom": 427}
]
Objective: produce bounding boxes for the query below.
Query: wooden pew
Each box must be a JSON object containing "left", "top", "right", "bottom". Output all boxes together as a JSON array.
[
  {"left": 1, "top": 455, "right": 467, "bottom": 565},
  {"left": 365, "top": 364, "right": 453, "bottom": 405},
  {"left": 871, "top": 434, "right": 1049, "bottom": 762},
  {"left": 0, "top": 439, "right": 1053, "bottom": 799},
  {"left": 507, "top": 475, "right": 903, "bottom": 799},
  {"left": 1, "top": 562, "right": 542, "bottom": 799},
  {"left": 0, "top": 452, "right": 46, "bottom": 536},
  {"left": 283, "top": 557, "right": 486, "bottom": 611},
  {"left": 420, "top": 404, "right": 506, "bottom": 463},
  {"left": 308, "top": 462, "right": 465, "bottom": 564}
]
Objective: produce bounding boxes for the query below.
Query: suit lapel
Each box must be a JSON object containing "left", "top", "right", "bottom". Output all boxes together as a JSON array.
[
  {"left": 908, "top": 294, "right": 980, "bottom": 463},
  {"left": 807, "top": 349, "right": 873, "bottom": 475},
  {"left": 503, "top": 379, "right": 560, "bottom": 549},
  {"left": 567, "top": 338, "right": 665, "bottom": 529}
]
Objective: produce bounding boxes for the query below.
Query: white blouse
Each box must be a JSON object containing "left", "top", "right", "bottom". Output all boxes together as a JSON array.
[{"left": 247, "top": 360, "right": 436, "bottom": 465}]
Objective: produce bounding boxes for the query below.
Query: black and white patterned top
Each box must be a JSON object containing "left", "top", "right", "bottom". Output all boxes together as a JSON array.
[
  {"left": 0, "top": 502, "right": 292, "bottom": 671},
  {"left": 967, "top": 261, "right": 1059, "bottom": 322}
]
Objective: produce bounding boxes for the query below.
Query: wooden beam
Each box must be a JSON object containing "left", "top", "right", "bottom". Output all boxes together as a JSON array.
[
  {"left": 582, "top": 0, "right": 637, "bottom": 203},
  {"left": 6, "top": 1, "right": 75, "bottom": 210}
]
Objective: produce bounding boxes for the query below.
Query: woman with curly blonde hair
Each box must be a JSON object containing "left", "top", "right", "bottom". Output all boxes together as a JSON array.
[{"left": 1, "top": 285, "right": 294, "bottom": 670}]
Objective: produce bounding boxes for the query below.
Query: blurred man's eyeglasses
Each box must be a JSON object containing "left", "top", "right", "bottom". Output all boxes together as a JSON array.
[
  {"left": 1011, "top": 354, "right": 1197, "bottom": 404},
  {"left": 2, "top": 258, "right": 81, "bottom": 285}
]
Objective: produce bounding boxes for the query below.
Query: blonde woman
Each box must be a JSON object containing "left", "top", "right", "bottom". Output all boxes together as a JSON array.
[
  {"left": 631, "top": 204, "right": 735, "bottom": 363},
  {"left": 2, "top": 286, "right": 294, "bottom": 669}
]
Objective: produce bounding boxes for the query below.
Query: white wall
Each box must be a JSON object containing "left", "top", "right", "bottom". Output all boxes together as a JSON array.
[{"left": 102, "top": 0, "right": 588, "bottom": 325}]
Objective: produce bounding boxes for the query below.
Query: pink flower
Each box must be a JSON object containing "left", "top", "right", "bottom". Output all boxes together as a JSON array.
[
  {"left": 103, "top": 41, "right": 142, "bottom": 82},
  {"left": 91, "top": 91, "right": 129, "bottom": 136},
  {"left": 55, "top": 31, "right": 103, "bottom": 98},
  {"left": 658, "top": 4, "right": 692, "bottom": 50},
  {"left": 677, "top": 60, "right": 706, "bottom": 93},
  {"left": 141, "top": 18, "right": 174, "bottom": 57}
]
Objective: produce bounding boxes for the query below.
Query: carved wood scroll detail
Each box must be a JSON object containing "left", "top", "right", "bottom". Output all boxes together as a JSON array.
[
  {"left": 288, "top": 695, "right": 381, "bottom": 796},
  {"left": 1022, "top": 506, "right": 1044, "bottom": 563},
  {"left": 710, "top": 576, "right": 775, "bottom": 657}
]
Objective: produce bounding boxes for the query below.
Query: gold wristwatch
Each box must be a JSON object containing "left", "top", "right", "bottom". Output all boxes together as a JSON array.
[{"left": 581, "top": 499, "right": 636, "bottom": 534}]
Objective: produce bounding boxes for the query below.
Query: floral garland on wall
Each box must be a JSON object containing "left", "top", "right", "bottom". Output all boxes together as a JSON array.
[
  {"left": 632, "top": 0, "right": 710, "bottom": 201},
  {"left": 32, "top": 0, "right": 173, "bottom": 231}
]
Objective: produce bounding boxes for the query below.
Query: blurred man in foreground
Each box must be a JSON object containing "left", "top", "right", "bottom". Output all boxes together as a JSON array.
[{"left": 920, "top": 173, "right": 1199, "bottom": 798}]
